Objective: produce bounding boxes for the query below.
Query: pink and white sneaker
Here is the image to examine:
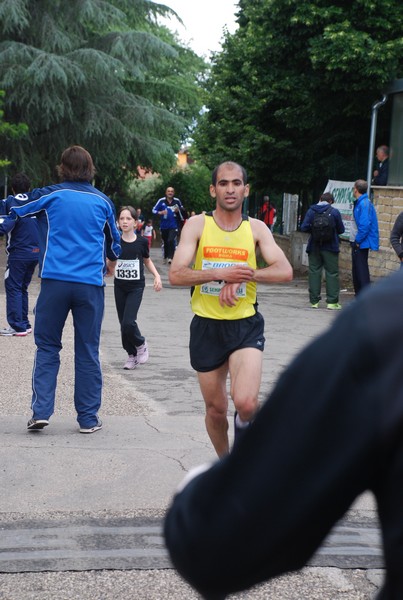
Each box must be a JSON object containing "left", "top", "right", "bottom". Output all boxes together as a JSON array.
[
  {"left": 136, "top": 341, "right": 149, "bottom": 364},
  {"left": 124, "top": 355, "right": 140, "bottom": 370}
]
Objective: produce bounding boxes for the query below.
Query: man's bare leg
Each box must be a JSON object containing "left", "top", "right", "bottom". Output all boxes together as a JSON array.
[
  {"left": 198, "top": 362, "right": 230, "bottom": 457},
  {"left": 229, "top": 347, "right": 263, "bottom": 422}
]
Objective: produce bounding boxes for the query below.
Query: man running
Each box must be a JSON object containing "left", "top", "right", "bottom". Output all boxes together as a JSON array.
[{"left": 169, "top": 161, "right": 292, "bottom": 456}]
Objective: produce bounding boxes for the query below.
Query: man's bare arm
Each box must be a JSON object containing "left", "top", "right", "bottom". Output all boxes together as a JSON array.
[{"left": 250, "top": 219, "right": 293, "bottom": 283}]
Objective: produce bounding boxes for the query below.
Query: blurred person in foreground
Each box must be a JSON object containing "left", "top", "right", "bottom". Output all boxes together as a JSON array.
[{"left": 165, "top": 267, "right": 403, "bottom": 600}]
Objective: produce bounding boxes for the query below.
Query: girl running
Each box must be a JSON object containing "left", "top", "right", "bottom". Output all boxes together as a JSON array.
[{"left": 110, "top": 206, "right": 162, "bottom": 369}]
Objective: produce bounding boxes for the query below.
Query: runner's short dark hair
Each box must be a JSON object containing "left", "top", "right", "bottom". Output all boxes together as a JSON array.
[{"left": 212, "top": 162, "right": 248, "bottom": 186}]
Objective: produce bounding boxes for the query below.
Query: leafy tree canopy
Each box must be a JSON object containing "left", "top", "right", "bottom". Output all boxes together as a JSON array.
[
  {"left": 0, "top": 89, "right": 28, "bottom": 170},
  {"left": 193, "top": 0, "right": 403, "bottom": 200},
  {"left": 0, "top": 0, "right": 207, "bottom": 195}
]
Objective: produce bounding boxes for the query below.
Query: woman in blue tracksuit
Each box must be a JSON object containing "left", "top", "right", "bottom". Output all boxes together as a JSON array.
[{"left": 10, "top": 146, "right": 121, "bottom": 434}]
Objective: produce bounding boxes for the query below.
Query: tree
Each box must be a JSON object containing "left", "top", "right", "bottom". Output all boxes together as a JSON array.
[
  {"left": 0, "top": 0, "right": 206, "bottom": 194},
  {"left": 193, "top": 0, "right": 403, "bottom": 202},
  {"left": 0, "top": 89, "right": 28, "bottom": 173}
]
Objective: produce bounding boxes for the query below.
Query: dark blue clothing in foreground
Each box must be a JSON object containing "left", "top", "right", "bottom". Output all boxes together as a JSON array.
[{"left": 165, "top": 269, "right": 403, "bottom": 600}]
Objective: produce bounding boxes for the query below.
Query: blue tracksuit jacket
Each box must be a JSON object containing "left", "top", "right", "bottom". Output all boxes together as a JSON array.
[
  {"left": 0, "top": 194, "right": 39, "bottom": 260},
  {"left": 10, "top": 181, "right": 121, "bottom": 286},
  {"left": 353, "top": 193, "right": 379, "bottom": 250},
  {"left": 152, "top": 197, "right": 181, "bottom": 230}
]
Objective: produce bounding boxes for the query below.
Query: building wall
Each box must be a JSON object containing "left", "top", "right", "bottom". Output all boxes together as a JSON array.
[{"left": 275, "top": 185, "right": 403, "bottom": 288}]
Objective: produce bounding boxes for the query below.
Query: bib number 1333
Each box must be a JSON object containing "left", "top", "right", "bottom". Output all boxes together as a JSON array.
[{"left": 115, "top": 259, "right": 140, "bottom": 280}]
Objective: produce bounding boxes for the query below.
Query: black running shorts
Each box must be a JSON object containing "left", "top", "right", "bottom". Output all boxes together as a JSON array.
[{"left": 189, "top": 311, "right": 265, "bottom": 372}]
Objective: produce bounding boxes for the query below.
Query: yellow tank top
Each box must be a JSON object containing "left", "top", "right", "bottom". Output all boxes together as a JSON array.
[{"left": 191, "top": 214, "right": 257, "bottom": 320}]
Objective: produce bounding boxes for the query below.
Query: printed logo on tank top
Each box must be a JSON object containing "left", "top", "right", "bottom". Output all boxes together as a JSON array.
[
  {"left": 204, "top": 246, "right": 249, "bottom": 261},
  {"left": 200, "top": 246, "right": 249, "bottom": 298}
]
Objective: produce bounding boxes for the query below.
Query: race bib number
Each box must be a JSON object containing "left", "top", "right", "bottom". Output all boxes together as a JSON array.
[
  {"left": 200, "top": 260, "right": 246, "bottom": 297},
  {"left": 115, "top": 259, "right": 140, "bottom": 280}
]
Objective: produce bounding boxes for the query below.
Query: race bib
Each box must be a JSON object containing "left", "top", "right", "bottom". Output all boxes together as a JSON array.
[
  {"left": 200, "top": 260, "right": 246, "bottom": 297},
  {"left": 115, "top": 259, "right": 140, "bottom": 280}
]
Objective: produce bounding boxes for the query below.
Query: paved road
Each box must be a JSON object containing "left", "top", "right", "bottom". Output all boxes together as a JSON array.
[{"left": 0, "top": 247, "right": 384, "bottom": 598}]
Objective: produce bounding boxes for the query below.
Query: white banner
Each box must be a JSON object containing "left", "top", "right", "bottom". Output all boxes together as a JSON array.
[{"left": 323, "top": 180, "right": 354, "bottom": 240}]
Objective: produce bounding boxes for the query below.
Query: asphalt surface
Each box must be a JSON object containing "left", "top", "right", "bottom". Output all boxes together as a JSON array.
[{"left": 0, "top": 244, "right": 384, "bottom": 599}]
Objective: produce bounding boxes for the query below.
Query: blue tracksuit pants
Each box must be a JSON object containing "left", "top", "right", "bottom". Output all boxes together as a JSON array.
[
  {"left": 31, "top": 279, "right": 104, "bottom": 428},
  {"left": 5, "top": 258, "right": 38, "bottom": 332}
]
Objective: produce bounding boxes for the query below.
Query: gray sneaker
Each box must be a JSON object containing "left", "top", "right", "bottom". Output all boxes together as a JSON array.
[
  {"left": 0, "top": 326, "right": 28, "bottom": 337},
  {"left": 79, "top": 419, "right": 102, "bottom": 434},
  {"left": 27, "top": 418, "right": 49, "bottom": 431},
  {"left": 0, "top": 327, "right": 15, "bottom": 336}
]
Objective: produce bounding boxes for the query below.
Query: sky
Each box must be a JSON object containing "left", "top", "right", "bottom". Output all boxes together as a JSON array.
[{"left": 155, "top": 0, "right": 239, "bottom": 58}]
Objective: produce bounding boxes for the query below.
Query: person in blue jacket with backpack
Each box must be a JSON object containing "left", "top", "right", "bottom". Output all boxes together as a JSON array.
[
  {"left": 301, "top": 192, "right": 345, "bottom": 310},
  {"left": 9, "top": 146, "right": 121, "bottom": 434},
  {"left": 0, "top": 172, "right": 39, "bottom": 336},
  {"left": 350, "top": 179, "right": 379, "bottom": 295}
]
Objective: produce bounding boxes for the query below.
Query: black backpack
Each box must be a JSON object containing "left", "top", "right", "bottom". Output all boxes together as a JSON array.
[{"left": 311, "top": 206, "right": 335, "bottom": 243}]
